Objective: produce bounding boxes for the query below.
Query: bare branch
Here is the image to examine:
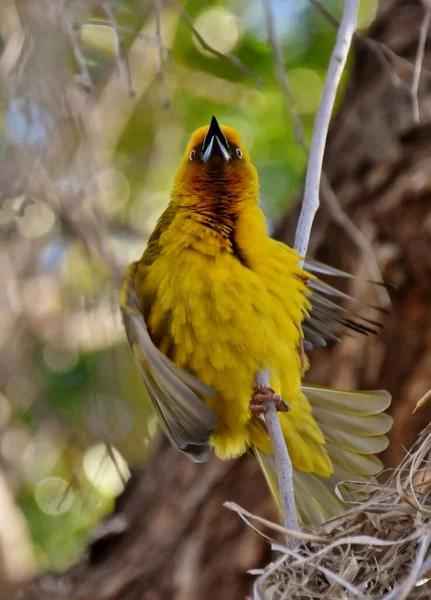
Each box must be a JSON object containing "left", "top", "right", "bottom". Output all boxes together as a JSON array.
[
  {"left": 309, "top": 0, "right": 340, "bottom": 28},
  {"left": 102, "top": 1, "right": 135, "bottom": 96},
  {"left": 165, "top": 0, "right": 263, "bottom": 87},
  {"left": 413, "top": 388, "right": 431, "bottom": 414},
  {"left": 294, "top": 0, "right": 359, "bottom": 260},
  {"left": 57, "top": 0, "right": 93, "bottom": 92},
  {"left": 320, "top": 174, "right": 391, "bottom": 307},
  {"left": 154, "top": 0, "right": 170, "bottom": 108},
  {"left": 311, "top": 0, "right": 431, "bottom": 86},
  {"left": 263, "top": 0, "right": 307, "bottom": 151},
  {"left": 411, "top": 1, "right": 431, "bottom": 123},
  {"left": 265, "top": 0, "right": 388, "bottom": 300},
  {"left": 359, "top": 35, "right": 407, "bottom": 89},
  {"left": 84, "top": 20, "right": 171, "bottom": 55},
  {"left": 255, "top": 371, "right": 299, "bottom": 550}
]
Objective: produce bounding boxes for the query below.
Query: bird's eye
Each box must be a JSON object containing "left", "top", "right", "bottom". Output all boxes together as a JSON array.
[
  {"left": 236, "top": 148, "right": 242, "bottom": 159},
  {"left": 189, "top": 150, "right": 196, "bottom": 161}
]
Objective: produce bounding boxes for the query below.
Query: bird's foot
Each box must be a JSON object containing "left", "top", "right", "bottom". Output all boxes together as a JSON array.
[{"left": 249, "top": 385, "right": 291, "bottom": 415}]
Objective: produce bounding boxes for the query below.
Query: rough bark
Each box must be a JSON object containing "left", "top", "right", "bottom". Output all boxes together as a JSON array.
[{"left": 14, "top": 1, "right": 431, "bottom": 598}]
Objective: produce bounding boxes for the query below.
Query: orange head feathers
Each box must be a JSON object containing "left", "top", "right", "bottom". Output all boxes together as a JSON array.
[{"left": 172, "top": 116, "right": 259, "bottom": 213}]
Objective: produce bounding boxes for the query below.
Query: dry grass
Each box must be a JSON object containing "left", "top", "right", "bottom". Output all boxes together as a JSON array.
[{"left": 228, "top": 425, "right": 431, "bottom": 599}]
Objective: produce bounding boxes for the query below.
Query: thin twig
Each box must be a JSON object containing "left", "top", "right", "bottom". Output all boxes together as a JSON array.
[
  {"left": 102, "top": 1, "right": 135, "bottom": 96},
  {"left": 294, "top": 0, "right": 359, "bottom": 260},
  {"left": 413, "top": 388, "right": 431, "bottom": 414},
  {"left": 304, "top": 1, "right": 411, "bottom": 301},
  {"left": 311, "top": 0, "right": 431, "bottom": 85},
  {"left": 166, "top": 0, "right": 263, "bottom": 87},
  {"left": 411, "top": 1, "right": 431, "bottom": 123},
  {"left": 309, "top": 0, "right": 339, "bottom": 28},
  {"left": 265, "top": 1, "right": 383, "bottom": 291},
  {"left": 359, "top": 35, "right": 407, "bottom": 89},
  {"left": 265, "top": 0, "right": 387, "bottom": 304},
  {"left": 381, "top": 533, "right": 431, "bottom": 600},
  {"left": 154, "top": 0, "right": 170, "bottom": 108},
  {"left": 84, "top": 20, "right": 169, "bottom": 51},
  {"left": 57, "top": 0, "right": 93, "bottom": 92},
  {"left": 263, "top": 0, "right": 307, "bottom": 151},
  {"left": 321, "top": 174, "right": 391, "bottom": 307},
  {"left": 255, "top": 371, "right": 299, "bottom": 550}
]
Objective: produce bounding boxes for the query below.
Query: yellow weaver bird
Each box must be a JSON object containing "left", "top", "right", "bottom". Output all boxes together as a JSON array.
[{"left": 121, "top": 117, "right": 392, "bottom": 524}]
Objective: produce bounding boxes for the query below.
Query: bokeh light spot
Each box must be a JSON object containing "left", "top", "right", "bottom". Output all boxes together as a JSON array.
[
  {"left": 81, "top": 23, "right": 115, "bottom": 54},
  {"left": 1, "top": 426, "right": 30, "bottom": 464},
  {"left": 34, "top": 477, "right": 75, "bottom": 516},
  {"left": 22, "top": 276, "right": 59, "bottom": 319},
  {"left": 83, "top": 444, "right": 130, "bottom": 497},
  {"left": 0, "top": 393, "right": 11, "bottom": 427},
  {"left": 358, "top": 0, "right": 378, "bottom": 30},
  {"left": 288, "top": 68, "right": 322, "bottom": 114},
  {"left": 17, "top": 201, "right": 55, "bottom": 239},
  {"left": 43, "top": 346, "right": 79, "bottom": 374},
  {"left": 95, "top": 168, "right": 130, "bottom": 217},
  {"left": 194, "top": 8, "right": 240, "bottom": 56},
  {"left": 87, "top": 395, "right": 133, "bottom": 442}
]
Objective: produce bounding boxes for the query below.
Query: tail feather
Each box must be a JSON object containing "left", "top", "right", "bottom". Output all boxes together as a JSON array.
[
  {"left": 324, "top": 441, "right": 383, "bottom": 475},
  {"left": 254, "top": 386, "right": 392, "bottom": 526},
  {"left": 312, "top": 405, "right": 392, "bottom": 436},
  {"left": 302, "top": 385, "right": 391, "bottom": 416}
]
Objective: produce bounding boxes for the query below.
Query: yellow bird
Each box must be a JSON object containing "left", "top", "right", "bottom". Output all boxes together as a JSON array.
[{"left": 121, "top": 117, "right": 392, "bottom": 524}]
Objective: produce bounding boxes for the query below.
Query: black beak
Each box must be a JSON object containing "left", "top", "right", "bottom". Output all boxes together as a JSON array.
[{"left": 202, "top": 116, "right": 230, "bottom": 162}]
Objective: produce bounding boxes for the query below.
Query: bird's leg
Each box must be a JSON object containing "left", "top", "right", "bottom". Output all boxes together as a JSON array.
[{"left": 249, "top": 384, "right": 291, "bottom": 415}]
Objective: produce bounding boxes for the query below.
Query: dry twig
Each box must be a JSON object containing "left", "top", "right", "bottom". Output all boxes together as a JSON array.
[
  {"left": 85, "top": 20, "right": 171, "bottom": 54},
  {"left": 57, "top": 0, "right": 93, "bottom": 91},
  {"left": 153, "top": 0, "right": 170, "bottom": 108},
  {"left": 320, "top": 175, "right": 391, "bottom": 307},
  {"left": 294, "top": 0, "right": 359, "bottom": 259},
  {"left": 102, "top": 1, "right": 135, "bottom": 96},
  {"left": 265, "top": 0, "right": 388, "bottom": 303},
  {"left": 165, "top": 0, "right": 263, "bottom": 86},
  {"left": 250, "top": 426, "right": 431, "bottom": 598},
  {"left": 311, "top": 0, "right": 431, "bottom": 87},
  {"left": 262, "top": 0, "right": 307, "bottom": 151},
  {"left": 411, "top": 0, "right": 431, "bottom": 123},
  {"left": 255, "top": 371, "right": 299, "bottom": 550}
]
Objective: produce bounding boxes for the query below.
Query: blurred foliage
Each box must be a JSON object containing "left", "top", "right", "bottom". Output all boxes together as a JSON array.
[{"left": 0, "top": 0, "right": 377, "bottom": 574}]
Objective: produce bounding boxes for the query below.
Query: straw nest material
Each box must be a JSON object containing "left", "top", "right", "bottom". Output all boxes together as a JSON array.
[{"left": 228, "top": 425, "right": 431, "bottom": 599}]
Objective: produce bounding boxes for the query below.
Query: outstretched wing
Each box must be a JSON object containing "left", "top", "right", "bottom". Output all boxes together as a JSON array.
[
  {"left": 303, "top": 259, "right": 390, "bottom": 350},
  {"left": 120, "top": 264, "right": 217, "bottom": 462},
  {"left": 255, "top": 386, "right": 392, "bottom": 526}
]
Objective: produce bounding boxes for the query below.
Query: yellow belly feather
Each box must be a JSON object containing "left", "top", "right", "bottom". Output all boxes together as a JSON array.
[{"left": 139, "top": 237, "right": 332, "bottom": 476}]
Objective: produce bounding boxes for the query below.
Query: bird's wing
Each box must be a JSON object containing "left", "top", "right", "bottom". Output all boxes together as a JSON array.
[
  {"left": 255, "top": 386, "right": 392, "bottom": 526},
  {"left": 302, "top": 259, "right": 389, "bottom": 350},
  {"left": 120, "top": 264, "right": 217, "bottom": 462}
]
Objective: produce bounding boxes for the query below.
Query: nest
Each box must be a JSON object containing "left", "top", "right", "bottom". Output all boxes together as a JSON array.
[{"left": 228, "top": 425, "right": 431, "bottom": 599}]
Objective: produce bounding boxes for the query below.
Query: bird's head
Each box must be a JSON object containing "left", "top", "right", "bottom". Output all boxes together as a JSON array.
[{"left": 173, "top": 116, "right": 259, "bottom": 210}]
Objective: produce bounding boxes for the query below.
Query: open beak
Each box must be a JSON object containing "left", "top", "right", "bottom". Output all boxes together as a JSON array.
[{"left": 202, "top": 116, "right": 230, "bottom": 162}]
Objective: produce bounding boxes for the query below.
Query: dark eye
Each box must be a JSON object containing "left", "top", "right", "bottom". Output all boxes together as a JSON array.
[
  {"left": 236, "top": 148, "right": 242, "bottom": 159},
  {"left": 189, "top": 150, "right": 196, "bottom": 161}
]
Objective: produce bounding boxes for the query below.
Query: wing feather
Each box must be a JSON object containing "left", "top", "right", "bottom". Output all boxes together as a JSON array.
[
  {"left": 121, "top": 265, "right": 217, "bottom": 462},
  {"left": 303, "top": 258, "right": 389, "bottom": 349}
]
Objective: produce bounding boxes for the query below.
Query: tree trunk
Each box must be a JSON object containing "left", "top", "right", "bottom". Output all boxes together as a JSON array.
[{"left": 14, "top": 1, "right": 431, "bottom": 598}]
